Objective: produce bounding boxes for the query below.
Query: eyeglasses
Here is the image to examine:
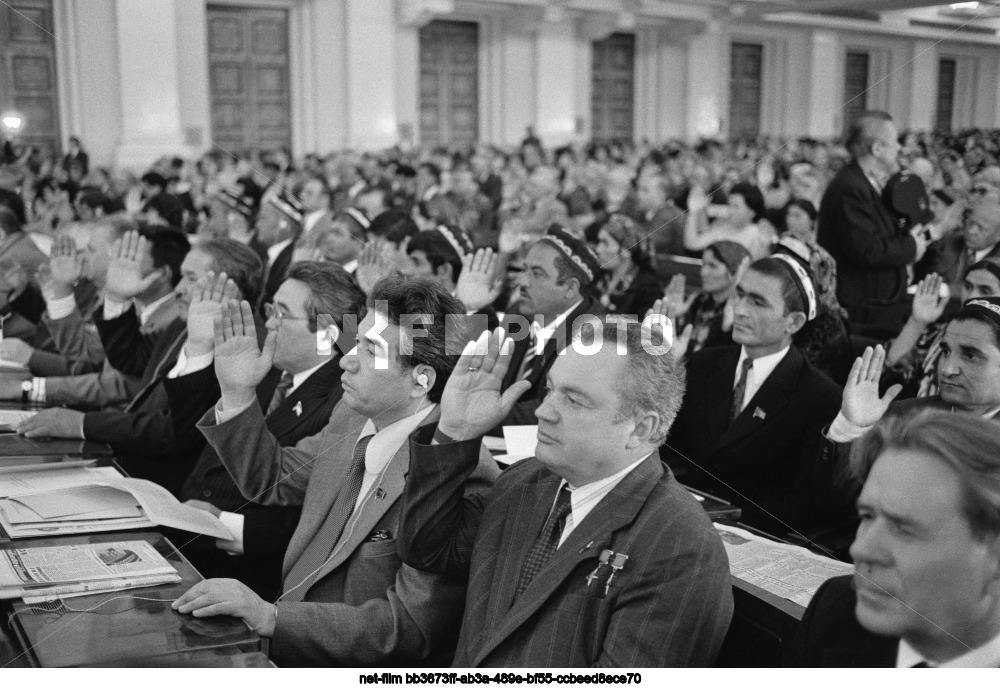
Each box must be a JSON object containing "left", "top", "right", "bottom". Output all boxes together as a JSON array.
[
  {"left": 970, "top": 186, "right": 999, "bottom": 196},
  {"left": 264, "top": 303, "right": 309, "bottom": 324}
]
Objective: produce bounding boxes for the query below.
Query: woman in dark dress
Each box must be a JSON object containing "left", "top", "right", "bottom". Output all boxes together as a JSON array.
[{"left": 593, "top": 213, "right": 661, "bottom": 318}]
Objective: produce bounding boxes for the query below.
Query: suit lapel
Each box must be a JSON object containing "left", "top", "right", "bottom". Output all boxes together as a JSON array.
[
  {"left": 266, "top": 360, "right": 342, "bottom": 435},
  {"left": 715, "top": 348, "right": 800, "bottom": 451},
  {"left": 473, "top": 456, "right": 662, "bottom": 665},
  {"left": 702, "top": 348, "right": 741, "bottom": 441}
]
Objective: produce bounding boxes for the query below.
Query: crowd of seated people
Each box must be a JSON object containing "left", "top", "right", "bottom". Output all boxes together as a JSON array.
[{"left": 0, "top": 113, "right": 999, "bottom": 668}]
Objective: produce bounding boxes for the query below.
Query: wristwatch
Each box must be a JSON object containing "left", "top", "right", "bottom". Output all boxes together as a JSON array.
[{"left": 21, "top": 380, "right": 31, "bottom": 404}]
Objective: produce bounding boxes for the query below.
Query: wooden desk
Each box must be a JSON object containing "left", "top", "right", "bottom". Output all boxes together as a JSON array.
[{"left": 2, "top": 531, "right": 261, "bottom": 667}]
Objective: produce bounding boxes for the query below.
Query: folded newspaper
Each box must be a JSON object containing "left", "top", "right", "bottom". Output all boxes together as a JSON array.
[
  {"left": 0, "top": 539, "right": 180, "bottom": 600},
  {"left": 0, "top": 465, "right": 233, "bottom": 540},
  {"left": 715, "top": 523, "right": 854, "bottom": 608}
]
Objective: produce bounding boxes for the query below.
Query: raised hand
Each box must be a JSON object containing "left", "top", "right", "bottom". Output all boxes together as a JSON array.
[
  {"left": 104, "top": 231, "right": 164, "bottom": 301},
  {"left": 355, "top": 241, "right": 393, "bottom": 295},
  {"left": 671, "top": 324, "right": 693, "bottom": 361},
  {"left": 185, "top": 271, "right": 237, "bottom": 356},
  {"left": 214, "top": 299, "right": 276, "bottom": 410},
  {"left": 841, "top": 345, "right": 902, "bottom": 428},
  {"left": 437, "top": 328, "right": 530, "bottom": 441},
  {"left": 660, "top": 274, "right": 695, "bottom": 321},
  {"left": 910, "top": 273, "right": 947, "bottom": 326},
  {"left": 455, "top": 248, "right": 502, "bottom": 312},
  {"left": 42, "top": 234, "right": 84, "bottom": 300}
]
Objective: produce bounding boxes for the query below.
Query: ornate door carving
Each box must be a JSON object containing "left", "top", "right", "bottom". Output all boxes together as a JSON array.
[
  {"left": 729, "top": 42, "right": 763, "bottom": 140},
  {"left": 419, "top": 20, "right": 478, "bottom": 147},
  {"left": 207, "top": 5, "right": 291, "bottom": 155},
  {"left": 0, "top": 0, "right": 60, "bottom": 156},
  {"left": 592, "top": 33, "right": 635, "bottom": 143}
]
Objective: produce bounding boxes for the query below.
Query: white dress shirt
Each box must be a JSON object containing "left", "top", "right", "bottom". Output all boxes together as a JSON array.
[
  {"left": 530, "top": 300, "right": 583, "bottom": 356},
  {"left": 733, "top": 345, "right": 791, "bottom": 414},
  {"left": 896, "top": 631, "right": 1000, "bottom": 668},
  {"left": 557, "top": 453, "right": 650, "bottom": 547},
  {"left": 827, "top": 403, "right": 1000, "bottom": 443},
  {"left": 266, "top": 237, "right": 294, "bottom": 268}
]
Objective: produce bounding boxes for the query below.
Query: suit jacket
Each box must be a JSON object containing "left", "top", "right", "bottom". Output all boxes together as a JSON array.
[
  {"left": 918, "top": 232, "right": 1000, "bottom": 290},
  {"left": 663, "top": 345, "right": 845, "bottom": 537},
  {"left": 84, "top": 306, "right": 210, "bottom": 494},
  {"left": 44, "top": 296, "right": 182, "bottom": 410},
  {"left": 496, "top": 296, "right": 603, "bottom": 429},
  {"left": 601, "top": 269, "right": 662, "bottom": 319},
  {"left": 788, "top": 575, "right": 897, "bottom": 667},
  {"left": 175, "top": 358, "right": 343, "bottom": 600},
  {"left": 398, "top": 434, "right": 734, "bottom": 667},
  {"left": 197, "top": 401, "right": 500, "bottom": 667},
  {"left": 817, "top": 161, "right": 916, "bottom": 314},
  {"left": 645, "top": 203, "right": 687, "bottom": 257},
  {"left": 257, "top": 241, "right": 296, "bottom": 312}
]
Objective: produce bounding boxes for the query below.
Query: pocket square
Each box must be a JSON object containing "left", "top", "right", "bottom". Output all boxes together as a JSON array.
[
  {"left": 366, "top": 530, "right": 392, "bottom": 543},
  {"left": 753, "top": 407, "right": 766, "bottom": 420},
  {"left": 293, "top": 401, "right": 303, "bottom": 416}
]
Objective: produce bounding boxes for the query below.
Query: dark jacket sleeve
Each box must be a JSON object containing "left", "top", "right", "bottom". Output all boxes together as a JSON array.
[
  {"left": 8, "top": 283, "right": 46, "bottom": 323},
  {"left": 240, "top": 505, "right": 302, "bottom": 558},
  {"left": 398, "top": 425, "right": 489, "bottom": 577},
  {"left": 829, "top": 180, "right": 916, "bottom": 270},
  {"left": 92, "top": 304, "right": 161, "bottom": 378}
]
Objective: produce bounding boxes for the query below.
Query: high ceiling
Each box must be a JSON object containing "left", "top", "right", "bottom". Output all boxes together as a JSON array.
[{"left": 729, "top": 0, "right": 1000, "bottom": 18}]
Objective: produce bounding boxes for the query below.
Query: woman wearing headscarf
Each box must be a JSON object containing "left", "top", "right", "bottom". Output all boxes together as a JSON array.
[
  {"left": 661, "top": 240, "right": 751, "bottom": 356},
  {"left": 593, "top": 213, "right": 661, "bottom": 317}
]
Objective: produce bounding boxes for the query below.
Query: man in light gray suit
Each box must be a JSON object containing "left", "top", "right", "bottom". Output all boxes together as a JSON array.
[{"left": 174, "top": 274, "right": 499, "bottom": 667}]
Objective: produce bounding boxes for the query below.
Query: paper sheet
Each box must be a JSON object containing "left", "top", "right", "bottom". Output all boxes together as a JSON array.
[
  {"left": 0, "top": 409, "right": 35, "bottom": 429},
  {"left": 495, "top": 425, "right": 538, "bottom": 464},
  {"left": 98, "top": 478, "right": 233, "bottom": 541},
  {"left": 10, "top": 485, "right": 142, "bottom": 520}
]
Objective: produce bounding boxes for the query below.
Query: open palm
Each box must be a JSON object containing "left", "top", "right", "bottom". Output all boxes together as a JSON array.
[
  {"left": 105, "top": 231, "right": 162, "bottom": 301},
  {"left": 214, "top": 300, "right": 276, "bottom": 399},
  {"left": 455, "top": 249, "right": 502, "bottom": 312},
  {"left": 842, "top": 345, "right": 902, "bottom": 428}
]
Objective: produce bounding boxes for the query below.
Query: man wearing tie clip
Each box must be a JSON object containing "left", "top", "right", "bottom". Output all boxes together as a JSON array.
[{"left": 397, "top": 319, "right": 732, "bottom": 667}]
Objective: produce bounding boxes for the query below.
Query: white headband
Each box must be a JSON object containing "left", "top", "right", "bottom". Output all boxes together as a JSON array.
[
  {"left": 771, "top": 253, "right": 817, "bottom": 321},
  {"left": 435, "top": 224, "right": 468, "bottom": 260},
  {"left": 344, "top": 207, "right": 370, "bottom": 230}
]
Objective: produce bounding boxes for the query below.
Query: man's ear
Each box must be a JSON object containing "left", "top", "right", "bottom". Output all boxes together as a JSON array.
[
  {"left": 786, "top": 311, "right": 807, "bottom": 337},
  {"left": 436, "top": 262, "right": 454, "bottom": 285},
  {"left": 626, "top": 411, "right": 660, "bottom": 450}
]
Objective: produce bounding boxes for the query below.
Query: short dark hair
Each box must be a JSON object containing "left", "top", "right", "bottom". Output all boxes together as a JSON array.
[
  {"left": 850, "top": 409, "right": 1000, "bottom": 540},
  {"left": 76, "top": 189, "right": 115, "bottom": 215},
  {"left": 0, "top": 207, "right": 22, "bottom": 236},
  {"left": 284, "top": 261, "right": 367, "bottom": 334},
  {"left": 368, "top": 273, "right": 465, "bottom": 403},
  {"left": 846, "top": 110, "right": 893, "bottom": 160},
  {"left": 196, "top": 238, "right": 265, "bottom": 306},
  {"left": 748, "top": 256, "right": 811, "bottom": 316},
  {"left": 949, "top": 308, "right": 1000, "bottom": 351},
  {"left": 138, "top": 226, "right": 190, "bottom": 288},
  {"left": 407, "top": 229, "right": 463, "bottom": 282},
  {"left": 729, "top": 182, "right": 766, "bottom": 222},
  {"left": 368, "top": 209, "right": 419, "bottom": 246},
  {"left": 142, "top": 192, "right": 184, "bottom": 229}
]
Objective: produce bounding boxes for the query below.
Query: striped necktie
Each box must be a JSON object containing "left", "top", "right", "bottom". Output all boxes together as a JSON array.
[
  {"left": 514, "top": 484, "right": 573, "bottom": 601},
  {"left": 730, "top": 357, "right": 753, "bottom": 422},
  {"left": 266, "top": 371, "right": 294, "bottom": 416}
]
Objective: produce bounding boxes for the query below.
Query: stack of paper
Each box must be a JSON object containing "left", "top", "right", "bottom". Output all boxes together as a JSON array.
[
  {"left": 0, "top": 464, "right": 233, "bottom": 540},
  {"left": 0, "top": 539, "right": 180, "bottom": 600}
]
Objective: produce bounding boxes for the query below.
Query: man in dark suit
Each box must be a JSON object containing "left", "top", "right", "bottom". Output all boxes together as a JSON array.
[
  {"left": 176, "top": 262, "right": 367, "bottom": 600},
  {"left": 921, "top": 186, "right": 1000, "bottom": 291},
  {"left": 15, "top": 235, "right": 263, "bottom": 496},
  {"left": 397, "top": 319, "right": 733, "bottom": 666},
  {"left": 637, "top": 173, "right": 686, "bottom": 256},
  {"left": 663, "top": 256, "right": 846, "bottom": 537},
  {"left": 791, "top": 410, "right": 1000, "bottom": 667},
  {"left": 173, "top": 275, "right": 499, "bottom": 667},
  {"left": 496, "top": 225, "right": 603, "bottom": 429},
  {"left": 254, "top": 190, "right": 303, "bottom": 312},
  {"left": 817, "top": 111, "right": 927, "bottom": 331}
]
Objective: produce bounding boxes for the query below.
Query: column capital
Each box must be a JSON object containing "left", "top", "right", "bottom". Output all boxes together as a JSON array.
[{"left": 395, "top": 0, "right": 455, "bottom": 29}]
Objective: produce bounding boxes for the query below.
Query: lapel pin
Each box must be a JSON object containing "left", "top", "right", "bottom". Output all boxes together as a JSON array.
[
  {"left": 586, "top": 549, "right": 613, "bottom": 587},
  {"left": 293, "top": 401, "right": 303, "bottom": 417},
  {"left": 375, "top": 487, "right": 386, "bottom": 500},
  {"left": 604, "top": 552, "right": 629, "bottom": 595},
  {"left": 753, "top": 407, "right": 766, "bottom": 420}
]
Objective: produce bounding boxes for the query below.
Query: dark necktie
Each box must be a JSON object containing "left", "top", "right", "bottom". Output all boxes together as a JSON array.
[
  {"left": 518, "top": 331, "right": 539, "bottom": 381},
  {"left": 514, "top": 485, "right": 573, "bottom": 601},
  {"left": 266, "top": 371, "right": 294, "bottom": 416},
  {"left": 282, "top": 433, "right": 373, "bottom": 597},
  {"left": 730, "top": 357, "right": 753, "bottom": 422}
]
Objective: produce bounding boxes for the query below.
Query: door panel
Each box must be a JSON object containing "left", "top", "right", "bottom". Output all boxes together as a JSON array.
[
  {"left": 592, "top": 33, "right": 635, "bottom": 142},
  {"left": 207, "top": 5, "right": 291, "bottom": 155},
  {"left": 729, "top": 43, "right": 763, "bottom": 140},
  {"left": 419, "top": 20, "right": 478, "bottom": 146}
]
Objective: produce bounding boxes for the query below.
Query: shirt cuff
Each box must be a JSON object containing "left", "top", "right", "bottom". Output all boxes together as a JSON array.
[
  {"left": 30, "top": 377, "right": 45, "bottom": 405},
  {"left": 826, "top": 411, "right": 873, "bottom": 443},
  {"left": 213, "top": 397, "right": 255, "bottom": 425},
  {"left": 168, "top": 349, "right": 214, "bottom": 378},
  {"left": 103, "top": 297, "right": 129, "bottom": 320},
  {"left": 216, "top": 511, "right": 245, "bottom": 554},
  {"left": 44, "top": 294, "right": 77, "bottom": 321}
]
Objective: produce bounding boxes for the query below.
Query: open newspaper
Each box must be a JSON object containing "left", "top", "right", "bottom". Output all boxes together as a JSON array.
[
  {"left": 0, "top": 539, "right": 180, "bottom": 600},
  {"left": 0, "top": 464, "right": 232, "bottom": 540},
  {"left": 715, "top": 523, "right": 854, "bottom": 608}
]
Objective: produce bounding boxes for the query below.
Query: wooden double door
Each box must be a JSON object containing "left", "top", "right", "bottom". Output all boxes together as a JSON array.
[
  {"left": 592, "top": 33, "right": 635, "bottom": 143},
  {"left": 0, "top": 0, "right": 61, "bottom": 157},
  {"left": 419, "top": 20, "right": 479, "bottom": 147},
  {"left": 207, "top": 5, "right": 292, "bottom": 155}
]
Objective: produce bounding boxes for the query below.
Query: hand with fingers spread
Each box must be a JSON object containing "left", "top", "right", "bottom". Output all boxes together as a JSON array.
[
  {"left": 172, "top": 579, "right": 275, "bottom": 637},
  {"left": 104, "top": 231, "right": 164, "bottom": 302},
  {"left": 455, "top": 248, "right": 502, "bottom": 312},
  {"left": 42, "top": 234, "right": 84, "bottom": 301},
  {"left": 355, "top": 241, "right": 393, "bottom": 295},
  {"left": 14, "top": 407, "right": 85, "bottom": 439},
  {"left": 214, "top": 299, "right": 277, "bottom": 411},
  {"left": 660, "top": 274, "right": 696, "bottom": 321},
  {"left": 910, "top": 273, "right": 948, "bottom": 327},
  {"left": 841, "top": 345, "right": 903, "bottom": 428},
  {"left": 437, "top": 328, "right": 530, "bottom": 441},
  {"left": 185, "top": 271, "right": 237, "bottom": 357}
]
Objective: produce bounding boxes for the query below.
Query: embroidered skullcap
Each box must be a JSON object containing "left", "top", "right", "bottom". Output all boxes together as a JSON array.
[{"left": 539, "top": 223, "right": 600, "bottom": 286}]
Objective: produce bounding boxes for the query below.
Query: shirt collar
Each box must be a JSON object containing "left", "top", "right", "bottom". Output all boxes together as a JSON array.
[
  {"left": 288, "top": 359, "right": 330, "bottom": 396},
  {"left": 267, "top": 237, "right": 294, "bottom": 265},
  {"left": 358, "top": 404, "right": 436, "bottom": 475},
  {"left": 735, "top": 344, "right": 791, "bottom": 381},
  {"left": 137, "top": 292, "right": 176, "bottom": 327},
  {"left": 530, "top": 299, "right": 583, "bottom": 354},
  {"left": 897, "top": 630, "right": 1000, "bottom": 668}
]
